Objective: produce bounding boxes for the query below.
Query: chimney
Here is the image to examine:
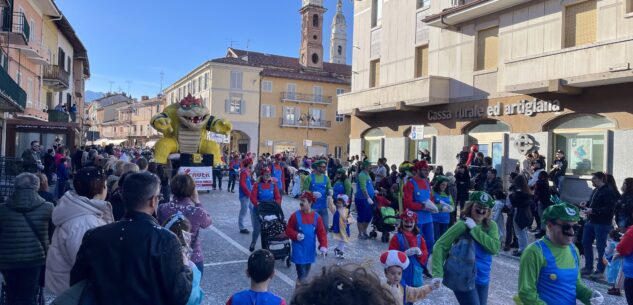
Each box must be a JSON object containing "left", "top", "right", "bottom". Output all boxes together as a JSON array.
[{"left": 142, "top": 96, "right": 149, "bottom": 101}]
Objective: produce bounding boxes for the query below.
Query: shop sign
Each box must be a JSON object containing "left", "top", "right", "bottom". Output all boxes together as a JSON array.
[
  {"left": 427, "top": 99, "right": 562, "bottom": 121},
  {"left": 16, "top": 124, "right": 69, "bottom": 131},
  {"left": 304, "top": 140, "right": 312, "bottom": 147},
  {"left": 409, "top": 125, "right": 425, "bottom": 140},
  {"left": 178, "top": 166, "right": 213, "bottom": 191},
  {"left": 208, "top": 132, "right": 230, "bottom": 143}
]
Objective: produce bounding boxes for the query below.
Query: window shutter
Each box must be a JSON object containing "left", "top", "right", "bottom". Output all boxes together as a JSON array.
[
  {"left": 225, "top": 99, "right": 230, "bottom": 113},
  {"left": 271, "top": 105, "right": 276, "bottom": 118},
  {"left": 240, "top": 99, "right": 244, "bottom": 115},
  {"left": 295, "top": 108, "right": 301, "bottom": 124}
]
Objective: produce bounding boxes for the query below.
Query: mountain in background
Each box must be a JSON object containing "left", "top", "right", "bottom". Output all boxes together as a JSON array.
[{"left": 85, "top": 90, "right": 105, "bottom": 102}]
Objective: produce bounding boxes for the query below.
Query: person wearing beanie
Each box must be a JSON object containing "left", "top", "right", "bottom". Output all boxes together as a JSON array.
[
  {"left": 285, "top": 191, "right": 328, "bottom": 286},
  {"left": 432, "top": 191, "right": 500, "bottom": 305},
  {"left": 248, "top": 167, "right": 282, "bottom": 252},
  {"left": 380, "top": 250, "right": 437, "bottom": 305},
  {"left": 403, "top": 161, "right": 437, "bottom": 253},
  {"left": 238, "top": 158, "right": 254, "bottom": 235},
  {"left": 328, "top": 194, "right": 353, "bottom": 259},
  {"left": 517, "top": 202, "right": 603, "bottom": 305},
  {"left": 389, "top": 209, "right": 429, "bottom": 289},
  {"left": 302, "top": 159, "right": 333, "bottom": 233}
]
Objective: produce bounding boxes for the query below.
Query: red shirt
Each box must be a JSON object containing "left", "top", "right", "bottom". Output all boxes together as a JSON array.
[
  {"left": 376, "top": 194, "right": 391, "bottom": 209},
  {"left": 249, "top": 180, "right": 282, "bottom": 207},
  {"left": 617, "top": 225, "right": 633, "bottom": 256},
  {"left": 389, "top": 230, "right": 428, "bottom": 266},
  {"left": 285, "top": 210, "right": 328, "bottom": 249},
  {"left": 403, "top": 177, "right": 434, "bottom": 212}
]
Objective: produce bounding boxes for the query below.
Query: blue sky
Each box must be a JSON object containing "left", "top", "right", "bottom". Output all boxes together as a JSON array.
[{"left": 55, "top": 0, "right": 354, "bottom": 99}]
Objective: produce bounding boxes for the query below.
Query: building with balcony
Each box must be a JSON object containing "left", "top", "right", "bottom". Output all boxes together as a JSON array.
[
  {"left": 163, "top": 0, "right": 351, "bottom": 158},
  {"left": 116, "top": 95, "right": 166, "bottom": 147},
  {"left": 3, "top": 1, "right": 89, "bottom": 157},
  {"left": 90, "top": 93, "right": 133, "bottom": 145},
  {"left": 343, "top": 0, "right": 633, "bottom": 202}
]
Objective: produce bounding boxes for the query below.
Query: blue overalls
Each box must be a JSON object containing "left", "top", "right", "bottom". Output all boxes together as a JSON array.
[
  {"left": 230, "top": 290, "right": 283, "bottom": 305},
  {"left": 291, "top": 211, "right": 318, "bottom": 265},
  {"left": 257, "top": 182, "right": 275, "bottom": 203},
  {"left": 355, "top": 172, "right": 375, "bottom": 223},
  {"left": 272, "top": 164, "right": 284, "bottom": 192},
  {"left": 397, "top": 232, "right": 424, "bottom": 288},
  {"left": 333, "top": 180, "right": 346, "bottom": 202},
  {"left": 432, "top": 192, "right": 451, "bottom": 224},
  {"left": 239, "top": 170, "right": 252, "bottom": 199},
  {"left": 310, "top": 174, "right": 328, "bottom": 210},
  {"left": 474, "top": 243, "right": 493, "bottom": 285},
  {"left": 536, "top": 240, "right": 579, "bottom": 305},
  {"left": 623, "top": 251, "right": 633, "bottom": 279},
  {"left": 331, "top": 209, "right": 350, "bottom": 236},
  {"left": 410, "top": 179, "right": 434, "bottom": 253}
]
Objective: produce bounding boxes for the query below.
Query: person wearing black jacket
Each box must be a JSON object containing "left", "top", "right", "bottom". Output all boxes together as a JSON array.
[
  {"left": 70, "top": 172, "right": 193, "bottom": 305},
  {"left": 454, "top": 165, "right": 470, "bottom": 212},
  {"left": 616, "top": 178, "right": 633, "bottom": 230},
  {"left": 483, "top": 168, "right": 503, "bottom": 196},
  {"left": 580, "top": 172, "right": 618, "bottom": 280},
  {"left": 510, "top": 175, "right": 533, "bottom": 257},
  {"left": 550, "top": 150, "right": 568, "bottom": 190},
  {"left": 534, "top": 171, "right": 552, "bottom": 238}
]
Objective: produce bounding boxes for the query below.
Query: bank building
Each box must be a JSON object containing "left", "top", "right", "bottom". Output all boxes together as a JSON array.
[{"left": 339, "top": 0, "right": 633, "bottom": 203}]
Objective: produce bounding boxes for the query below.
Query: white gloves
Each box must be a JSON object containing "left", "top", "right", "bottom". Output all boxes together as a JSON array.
[
  {"left": 297, "top": 233, "right": 305, "bottom": 241},
  {"left": 440, "top": 203, "right": 454, "bottom": 213},
  {"left": 431, "top": 278, "right": 443, "bottom": 289},
  {"left": 328, "top": 189, "right": 333, "bottom": 196},
  {"left": 424, "top": 200, "right": 439, "bottom": 213},
  {"left": 367, "top": 197, "right": 374, "bottom": 205},
  {"left": 404, "top": 247, "right": 422, "bottom": 256},
  {"left": 313, "top": 192, "right": 322, "bottom": 198},
  {"left": 464, "top": 217, "right": 477, "bottom": 229},
  {"left": 319, "top": 247, "right": 328, "bottom": 254},
  {"left": 590, "top": 291, "right": 604, "bottom": 305}
]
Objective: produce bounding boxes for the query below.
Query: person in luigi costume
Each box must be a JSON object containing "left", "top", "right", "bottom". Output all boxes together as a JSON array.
[
  {"left": 302, "top": 160, "right": 333, "bottom": 232},
  {"left": 516, "top": 202, "right": 604, "bottom": 305},
  {"left": 431, "top": 191, "right": 500, "bottom": 305}
]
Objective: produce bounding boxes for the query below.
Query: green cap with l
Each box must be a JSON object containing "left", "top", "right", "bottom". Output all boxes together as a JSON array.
[
  {"left": 469, "top": 191, "right": 494, "bottom": 208},
  {"left": 542, "top": 202, "right": 580, "bottom": 222}
]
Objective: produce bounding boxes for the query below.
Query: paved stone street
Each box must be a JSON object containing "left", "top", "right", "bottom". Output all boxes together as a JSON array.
[{"left": 196, "top": 185, "right": 626, "bottom": 305}]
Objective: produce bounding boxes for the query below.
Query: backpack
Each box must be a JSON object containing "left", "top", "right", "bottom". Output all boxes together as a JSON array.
[
  {"left": 380, "top": 207, "right": 397, "bottom": 225},
  {"left": 442, "top": 233, "right": 476, "bottom": 292}
]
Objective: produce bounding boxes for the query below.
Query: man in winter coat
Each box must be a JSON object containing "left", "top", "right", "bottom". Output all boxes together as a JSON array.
[
  {"left": 484, "top": 169, "right": 503, "bottom": 197},
  {"left": 22, "top": 140, "right": 44, "bottom": 173},
  {"left": 0, "top": 173, "right": 53, "bottom": 304},
  {"left": 580, "top": 172, "right": 618, "bottom": 280},
  {"left": 70, "top": 172, "right": 193, "bottom": 305}
]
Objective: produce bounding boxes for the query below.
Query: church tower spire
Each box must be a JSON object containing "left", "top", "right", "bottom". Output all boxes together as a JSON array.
[
  {"left": 299, "top": 0, "right": 326, "bottom": 70},
  {"left": 329, "top": 0, "right": 347, "bottom": 64}
]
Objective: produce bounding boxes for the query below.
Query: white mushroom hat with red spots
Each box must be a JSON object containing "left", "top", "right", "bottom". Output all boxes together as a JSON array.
[{"left": 380, "top": 250, "right": 410, "bottom": 270}]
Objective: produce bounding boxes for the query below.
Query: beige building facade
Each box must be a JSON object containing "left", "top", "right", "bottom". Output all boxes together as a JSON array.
[
  {"left": 341, "top": 0, "right": 633, "bottom": 203},
  {"left": 163, "top": 60, "right": 262, "bottom": 155}
]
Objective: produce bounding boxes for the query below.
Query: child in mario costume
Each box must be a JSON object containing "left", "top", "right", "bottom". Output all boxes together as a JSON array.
[
  {"left": 380, "top": 250, "right": 438, "bottom": 305},
  {"left": 151, "top": 94, "right": 232, "bottom": 165},
  {"left": 389, "top": 209, "right": 429, "bottom": 289},
  {"left": 285, "top": 191, "right": 328, "bottom": 286}
]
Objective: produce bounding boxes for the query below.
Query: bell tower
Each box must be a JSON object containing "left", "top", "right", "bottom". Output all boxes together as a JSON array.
[
  {"left": 299, "top": 0, "right": 325, "bottom": 70},
  {"left": 329, "top": 0, "right": 347, "bottom": 64}
]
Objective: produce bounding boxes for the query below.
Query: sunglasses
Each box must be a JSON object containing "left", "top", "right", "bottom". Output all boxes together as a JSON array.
[{"left": 554, "top": 222, "right": 581, "bottom": 232}]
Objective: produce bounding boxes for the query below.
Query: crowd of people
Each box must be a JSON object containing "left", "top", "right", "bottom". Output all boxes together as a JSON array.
[{"left": 2, "top": 139, "right": 633, "bottom": 305}]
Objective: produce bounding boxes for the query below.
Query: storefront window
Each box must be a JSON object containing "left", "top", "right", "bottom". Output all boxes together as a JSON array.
[
  {"left": 41, "top": 134, "right": 67, "bottom": 152},
  {"left": 16, "top": 132, "right": 40, "bottom": 157},
  {"left": 548, "top": 114, "right": 615, "bottom": 176},
  {"left": 363, "top": 128, "right": 385, "bottom": 164}
]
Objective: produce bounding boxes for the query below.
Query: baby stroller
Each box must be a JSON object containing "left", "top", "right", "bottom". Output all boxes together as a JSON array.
[
  {"left": 257, "top": 201, "right": 292, "bottom": 267},
  {"left": 369, "top": 195, "right": 399, "bottom": 243}
]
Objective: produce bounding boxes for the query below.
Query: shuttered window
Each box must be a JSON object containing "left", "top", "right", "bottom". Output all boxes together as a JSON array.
[
  {"left": 415, "top": 45, "right": 429, "bottom": 77},
  {"left": 564, "top": 0, "right": 597, "bottom": 48},
  {"left": 261, "top": 104, "right": 276, "bottom": 118},
  {"left": 476, "top": 26, "right": 499, "bottom": 71},
  {"left": 230, "top": 71, "right": 243, "bottom": 90},
  {"left": 226, "top": 93, "right": 243, "bottom": 114},
  {"left": 370, "top": 60, "right": 380, "bottom": 88}
]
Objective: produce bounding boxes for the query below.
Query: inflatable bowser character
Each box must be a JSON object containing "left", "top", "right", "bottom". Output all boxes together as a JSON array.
[{"left": 150, "top": 94, "right": 232, "bottom": 165}]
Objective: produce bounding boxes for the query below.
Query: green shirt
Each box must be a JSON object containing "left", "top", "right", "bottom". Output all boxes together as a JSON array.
[
  {"left": 432, "top": 220, "right": 500, "bottom": 278},
  {"left": 357, "top": 171, "right": 370, "bottom": 195},
  {"left": 342, "top": 179, "right": 352, "bottom": 197},
  {"left": 302, "top": 173, "right": 332, "bottom": 194},
  {"left": 518, "top": 238, "right": 592, "bottom": 305}
]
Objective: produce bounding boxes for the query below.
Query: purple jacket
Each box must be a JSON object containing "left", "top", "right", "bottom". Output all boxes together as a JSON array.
[{"left": 157, "top": 198, "right": 212, "bottom": 264}]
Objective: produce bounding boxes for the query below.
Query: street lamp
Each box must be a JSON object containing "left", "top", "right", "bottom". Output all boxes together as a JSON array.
[{"left": 298, "top": 113, "right": 316, "bottom": 155}]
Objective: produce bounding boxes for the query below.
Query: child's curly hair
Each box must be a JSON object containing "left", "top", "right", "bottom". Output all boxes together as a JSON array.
[{"left": 291, "top": 264, "right": 395, "bottom": 305}]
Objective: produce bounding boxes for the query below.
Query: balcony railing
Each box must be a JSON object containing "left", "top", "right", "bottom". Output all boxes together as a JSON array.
[
  {"left": 42, "top": 65, "right": 70, "bottom": 90},
  {"left": 279, "top": 118, "right": 331, "bottom": 129},
  {"left": 0, "top": 66, "right": 26, "bottom": 112},
  {"left": 280, "top": 92, "right": 332, "bottom": 104},
  {"left": 47, "top": 110, "right": 70, "bottom": 123},
  {"left": 1, "top": 9, "right": 29, "bottom": 46}
]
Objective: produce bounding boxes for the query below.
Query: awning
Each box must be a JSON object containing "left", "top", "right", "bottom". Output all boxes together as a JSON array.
[
  {"left": 86, "top": 138, "right": 108, "bottom": 146},
  {"left": 107, "top": 139, "right": 127, "bottom": 145},
  {"left": 145, "top": 140, "right": 157, "bottom": 148}
]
